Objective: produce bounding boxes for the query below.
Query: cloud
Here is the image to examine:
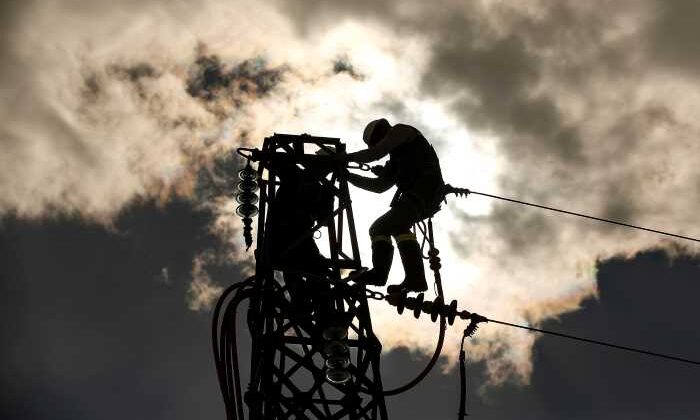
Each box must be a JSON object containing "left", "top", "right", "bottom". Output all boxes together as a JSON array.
[
  {"left": 4, "top": 0, "right": 700, "bottom": 387},
  {"left": 187, "top": 252, "right": 223, "bottom": 311},
  {"left": 0, "top": 206, "right": 233, "bottom": 420},
  {"left": 0, "top": 0, "right": 306, "bottom": 219},
  {"left": 332, "top": 54, "right": 366, "bottom": 80},
  {"left": 273, "top": 0, "right": 700, "bottom": 384},
  {"left": 382, "top": 250, "right": 700, "bottom": 419},
  {"left": 185, "top": 49, "right": 287, "bottom": 105},
  {"left": 649, "top": 0, "right": 700, "bottom": 72}
]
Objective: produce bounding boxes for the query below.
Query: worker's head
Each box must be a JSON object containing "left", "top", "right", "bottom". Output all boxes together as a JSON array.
[{"left": 363, "top": 118, "right": 391, "bottom": 147}]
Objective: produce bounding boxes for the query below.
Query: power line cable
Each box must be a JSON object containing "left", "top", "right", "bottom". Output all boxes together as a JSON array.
[
  {"left": 487, "top": 318, "right": 700, "bottom": 366},
  {"left": 445, "top": 186, "right": 700, "bottom": 244}
]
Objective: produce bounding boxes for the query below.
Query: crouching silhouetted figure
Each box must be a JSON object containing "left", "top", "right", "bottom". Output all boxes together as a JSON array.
[
  {"left": 267, "top": 161, "right": 334, "bottom": 274},
  {"left": 264, "top": 161, "right": 337, "bottom": 313},
  {"left": 341, "top": 118, "right": 445, "bottom": 294}
]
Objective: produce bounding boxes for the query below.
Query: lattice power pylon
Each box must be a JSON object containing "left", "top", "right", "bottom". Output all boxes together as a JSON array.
[{"left": 215, "top": 134, "right": 388, "bottom": 420}]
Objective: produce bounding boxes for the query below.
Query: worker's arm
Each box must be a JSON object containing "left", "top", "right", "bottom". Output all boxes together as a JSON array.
[
  {"left": 346, "top": 161, "right": 397, "bottom": 193},
  {"left": 346, "top": 172, "right": 394, "bottom": 193},
  {"left": 345, "top": 124, "right": 418, "bottom": 163}
]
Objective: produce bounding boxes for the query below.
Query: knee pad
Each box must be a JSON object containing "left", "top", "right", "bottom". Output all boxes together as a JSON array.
[
  {"left": 394, "top": 232, "right": 417, "bottom": 244},
  {"left": 371, "top": 235, "right": 392, "bottom": 245}
]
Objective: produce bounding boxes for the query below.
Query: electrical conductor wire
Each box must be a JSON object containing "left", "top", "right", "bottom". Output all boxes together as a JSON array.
[
  {"left": 467, "top": 189, "right": 700, "bottom": 244},
  {"left": 488, "top": 318, "right": 700, "bottom": 366}
]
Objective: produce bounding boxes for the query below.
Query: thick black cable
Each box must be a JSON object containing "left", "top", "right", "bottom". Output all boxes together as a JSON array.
[
  {"left": 220, "top": 293, "right": 243, "bottom": 420},
  {"left": 213, "top": 282, "right": 247, "bottom": 404},
  {"left": 488, "top": 318, "right": 700, "bottom": 366},
  {"left": 212, "top": 278, "right": 254, "bottom": 420},
  {"left": 380, "top": 219, "right": 447, "bottom": 396},
  {"left": 222, "top": 290, "right": 252, "bottom": 420},
  {"left": 213, "top": 282, "right": 252, "bottom": 372},
  {"left": 381, "top": 316, "right": 446, "bottom": 397},
  {"left": 466, "top": 189, "right": 700, "bottom": 244},
  {"left": 457, "top": 334, "right": 468, "bottom": 419}
]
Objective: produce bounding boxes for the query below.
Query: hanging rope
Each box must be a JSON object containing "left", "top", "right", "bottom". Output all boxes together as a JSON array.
[{"left": 444, "top": 185, "right": 700, "bottom": 244}]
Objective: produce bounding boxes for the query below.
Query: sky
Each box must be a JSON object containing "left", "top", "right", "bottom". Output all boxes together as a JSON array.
[{"left": 1, "top": 0, "right": 700, "bottom": 419}]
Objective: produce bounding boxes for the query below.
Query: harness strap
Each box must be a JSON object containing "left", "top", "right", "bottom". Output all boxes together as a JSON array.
[{"left": 394, "top": 233, "right": 417, "bottom": 243}]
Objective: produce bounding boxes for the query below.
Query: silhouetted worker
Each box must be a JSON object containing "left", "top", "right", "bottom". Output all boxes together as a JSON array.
[
  {"left": 341, "top": 118, "right": 445, "bottom": 293},
  {"left": 267, "top": 161, "right": 334, "bottom": 275},
  {"left": 266, "top": 161, "right": 335, "bottom": 312}
]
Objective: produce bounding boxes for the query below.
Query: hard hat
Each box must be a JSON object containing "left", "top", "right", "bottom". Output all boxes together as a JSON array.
[{"left": 362, "top": 118, "right": 391, "bottom": 146}]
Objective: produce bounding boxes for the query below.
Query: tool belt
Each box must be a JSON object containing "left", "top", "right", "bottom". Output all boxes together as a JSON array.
[{"left": 391, "top": 170, "right": 445, "bottom": 219}]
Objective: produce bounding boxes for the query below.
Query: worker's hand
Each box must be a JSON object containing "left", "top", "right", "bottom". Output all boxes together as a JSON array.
[
  {"left": 314, "top": 147, "right": 335, "bottom": 156},
  {"left": 333, "top": 150, "right": 351, "bottom": 163},
  {"left": 370, "top": 164, "right": 384, "bottom": 176},
  {"left": 315, "top": 147, "right": 350, "bottom": 163}
]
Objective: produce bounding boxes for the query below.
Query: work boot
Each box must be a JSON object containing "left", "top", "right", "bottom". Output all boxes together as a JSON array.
[
  {"left": 354, "top": 239, "right": 394, "bottom": 286},
  {"left": 386, "top": 240, "right": 427, "bottom": 294}
]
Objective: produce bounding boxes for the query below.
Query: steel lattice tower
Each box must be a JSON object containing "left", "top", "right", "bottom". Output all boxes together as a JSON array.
[{"left": 217, "top": 134, "right": 388, "bottom": 420}]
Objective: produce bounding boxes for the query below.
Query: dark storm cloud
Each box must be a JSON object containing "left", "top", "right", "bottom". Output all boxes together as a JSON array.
[
  {"left": 4, "top": 208, "right": 697, "bottom": 420},
  {"left": 4, "top": 3, "right": 700, "bottom": 418},
  {"left": 332, "top": 54, "right": 365, "bottom": 80},
  {"left": 383, "top": 251, "right": 700, "bottom": 419},
  {"left": 186, "top": 52, "right": 286, "bottom": 103},
  {"left": 420, "top": 22, "right": 585, "bottom": 166},
  {"left": 100, "top": 63, "right": 161, "bottom": 102},
  {"left": 650, "top": 0, "right": 700, "bottom": 72},
  {"left": 110, "top": 62, "right": 159, "bottom": 83},
  {"left": 275, "top": 0, "right": 697, "bottom": 220},
  {"left": 271, "top": 0, "right": 677, "bottom": 182},
  {"left": 274, "top": 2, "right": 614, "bottom": 271},
  {"left": 0, "top": 0, "right": 26, "bottom": 78},
  {"left": 276, "top": 0, "right": 587, "bottom": 163},
  {"left": 279, "top": 0, "right": 396, "bottom": 35},
  {"left": 485, "top": 205, "right": 556, "bottom": 255},
  {"left": 194, "top": 151, "right": 243, "bottom": 202},
  {"left": 273, "top": 0, "right": 700, "bottom": 383},
  {"left": 1, "top": 199, "right": 240, "bottom": 420},
  {"left": 603, "top": 104, "right": 677, "bottom": 165}
]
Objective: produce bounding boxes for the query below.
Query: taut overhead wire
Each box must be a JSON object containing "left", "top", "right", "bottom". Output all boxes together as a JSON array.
[
  {"left": 487, "top": 318, "right": 700, "bottom": 366},
  {"left": 444, "top": 186, "right": 700, "bottom": 244}
]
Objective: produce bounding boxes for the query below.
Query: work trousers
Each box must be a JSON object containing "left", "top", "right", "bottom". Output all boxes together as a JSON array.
[{"left": 369, "top": 197, "right": 422, "bottom": 240}]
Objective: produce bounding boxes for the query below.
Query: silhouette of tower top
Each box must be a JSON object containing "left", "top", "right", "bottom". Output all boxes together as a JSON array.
[{"left": 216, "top": 134, "right": 388, "bottom": 420}]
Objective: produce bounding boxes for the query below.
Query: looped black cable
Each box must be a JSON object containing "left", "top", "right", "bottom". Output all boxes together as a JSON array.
[
  {"left": 380, "top": 219, "right": 447, "bottom": 396},
  {"left": 213, "top": 277, "right": 255, "bottom": 420}
]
